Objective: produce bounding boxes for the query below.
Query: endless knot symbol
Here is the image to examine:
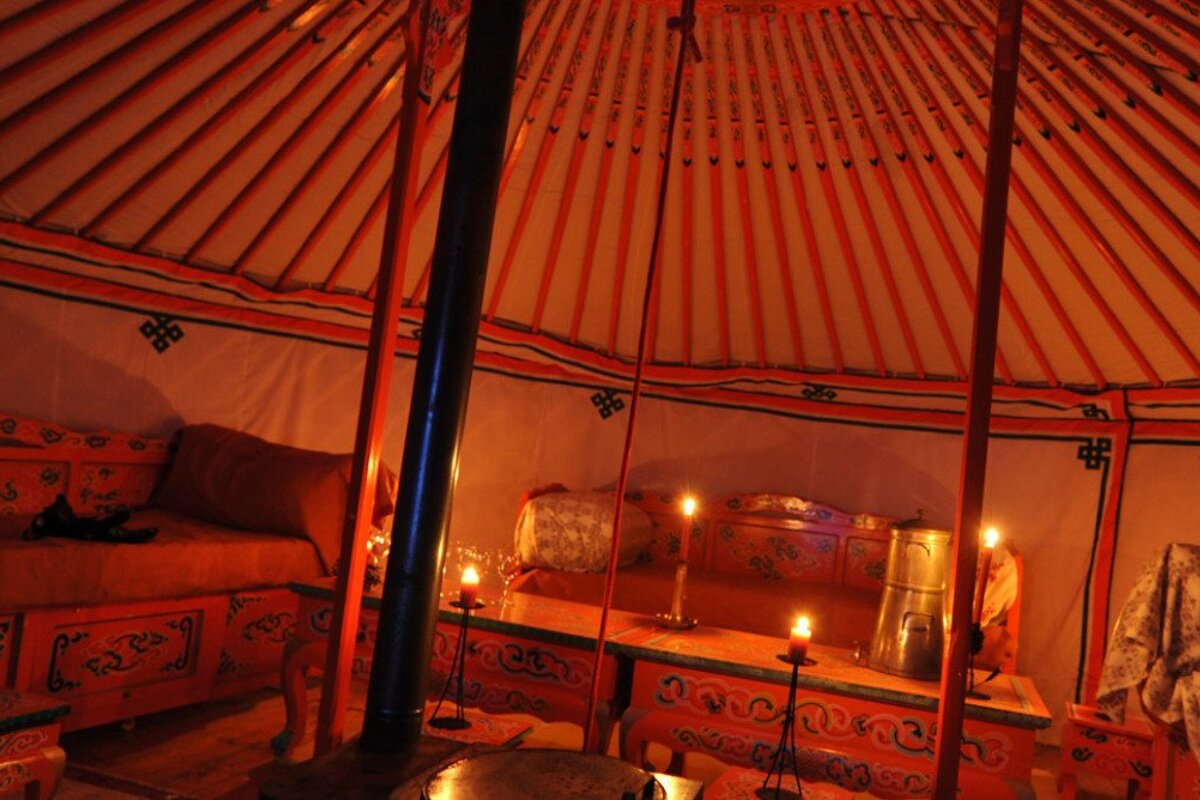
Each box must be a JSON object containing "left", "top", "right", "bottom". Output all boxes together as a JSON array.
[
  {"left": 591, "top": 389, "right": 625, "bottom": 419},
  {"left": 801, "top": 384, "right": 838, "bottom": 401},
  {"left": 1076, "top": 438, "right": 1112, "bottom": 470},
  {"left": 139, "top": 315, "right": 185, "bottom": 353}
]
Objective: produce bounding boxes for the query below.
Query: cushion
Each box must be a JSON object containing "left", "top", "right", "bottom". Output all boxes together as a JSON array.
[
  {"left": 153, "top": 424, "right": 395, "bottom": 572},
  {"left": 514, "top": 491, "right": 654, "bottom": 572},
  {"left": 0, "top": 508, "right": 325, "bottom": 608}
]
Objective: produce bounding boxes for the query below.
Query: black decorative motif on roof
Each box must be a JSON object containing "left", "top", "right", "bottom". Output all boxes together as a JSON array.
[{"left": 801, "top": 384, "right": 838, "bottom": 401}]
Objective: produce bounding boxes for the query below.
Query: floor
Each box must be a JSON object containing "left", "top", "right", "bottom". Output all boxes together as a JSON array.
[{"left": 55, "top": 683, "right": 1129, "bottom": 799}]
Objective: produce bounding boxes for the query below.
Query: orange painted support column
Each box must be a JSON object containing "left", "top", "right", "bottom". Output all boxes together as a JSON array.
[
  {"left": 313, "top": 1, "right": 431, "bottom": 756},
  {"left": 931, "top": 0, "right": 1026, "bottom": 796},
  {"left": 1080, "top": 424, "right": 1132, "bottom": 704}
]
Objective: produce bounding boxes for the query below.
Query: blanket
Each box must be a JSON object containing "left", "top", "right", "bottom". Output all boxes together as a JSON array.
[{"left": 1097, "top": 542, "right": 1200, "bottom": 759}]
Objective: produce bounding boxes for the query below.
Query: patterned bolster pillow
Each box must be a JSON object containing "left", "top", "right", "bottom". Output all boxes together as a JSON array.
[{"left": 514, "top": 490, "right": 654, "bottom": 573}]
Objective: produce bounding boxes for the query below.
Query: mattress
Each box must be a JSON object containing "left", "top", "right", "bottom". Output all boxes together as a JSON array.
[{"left": 0, "top": 508, "right": 325, "bottom": 609}]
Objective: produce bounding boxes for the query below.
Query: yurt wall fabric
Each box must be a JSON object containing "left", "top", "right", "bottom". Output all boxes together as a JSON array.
[
  {"left": 0, "top": 278, "right": 412, "bottom": 452},
  {"left": 0, "top": 273, "right": 1144, "bottom": 740},
  {"left": 1110, "top": 438, "right": 1200, "bottom": 672}
]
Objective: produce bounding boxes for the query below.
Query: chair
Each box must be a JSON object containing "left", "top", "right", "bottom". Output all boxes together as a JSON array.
[
  {"left": 1061, "top": 543, "right": 1200, "bottom": 799},
  {"left": 1058, "top": 702, "right": 1154, "bottom": 799}
]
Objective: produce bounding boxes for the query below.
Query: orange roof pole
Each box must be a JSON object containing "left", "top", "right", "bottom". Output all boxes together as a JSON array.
[
  {"left": 930, "top": 0, "right": 1025, "bottom": 796},
  {"left": 313, "top": 1, "right": 431, "bottom": 756}
]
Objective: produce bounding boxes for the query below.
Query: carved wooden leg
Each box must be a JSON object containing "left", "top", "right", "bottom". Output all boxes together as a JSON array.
[
  {"left": 588, "top": 701, "right": 613, "bottom": 755},
  {"left": 0, "top": 692, "right": 69, "bottom": 800},
  {"left": 1058, "top": 770, "right": 1078, "bottom": 800},
  {"left": 271, "top": 638, "right": 328, "bottom": 758},
  {"left": 29, "top": 744, "right": 65, "bottom": 800},
  {"left": 0, "top": 742, "right": 64, "bottom": 800},
  {"left": 619, "top": 707, "right": 650, "bottom": 767}
]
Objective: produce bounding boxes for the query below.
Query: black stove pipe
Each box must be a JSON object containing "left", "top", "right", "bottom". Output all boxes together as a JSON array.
[{"left": 360, "top": 0, "right": 525, "bottom": 753}]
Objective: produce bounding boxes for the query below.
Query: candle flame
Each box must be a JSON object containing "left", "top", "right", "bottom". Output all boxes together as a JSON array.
[
  {"left": 682, "top": 496, "right": 697, "bottom": 517},
  {"left": 462, "top": 566, "right": 479, "bottom": 584},
  {"left": 983, "top": 527, "right": 1000, "bottom": 549},
  {"left": 794, "top": 616, "right": 811, "bottom": 634}
]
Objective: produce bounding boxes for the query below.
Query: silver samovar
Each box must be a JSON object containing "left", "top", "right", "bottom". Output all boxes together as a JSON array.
[{"left": 867, "top": 520, "right": 951, "bottom": 680}]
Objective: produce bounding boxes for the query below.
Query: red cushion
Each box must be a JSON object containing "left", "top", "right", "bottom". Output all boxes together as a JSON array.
[{"left": 154, "top": 424, "right": 394, "bottom": 572}]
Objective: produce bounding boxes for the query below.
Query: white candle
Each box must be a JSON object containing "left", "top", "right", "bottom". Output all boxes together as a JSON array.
[
  {"left": 974, "top": 528, "right": 999, "bottom": 624},
  {"left": 679, "top": 495, "right": 698, "bottom": 563},
  {"left": 788, "top": 616, "right": 812, "bottom": 663},
  {"left": 459, "top": 565, "right": 479, "bottom": 607}
]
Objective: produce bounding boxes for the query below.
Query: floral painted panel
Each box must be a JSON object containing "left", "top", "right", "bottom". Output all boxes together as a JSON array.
[
  {"left": 0, "top": 461, "right": 68, "bottom": 518},
  {"left": 78, "top": 463, "right": 163, "bottom": 514},
  {"left": 42, "top": 610, "right": 202, "bottom": 697},
  {"left": 621, "top": 492, "right": 704, "bottom": 565},
  {"left": 217, "top": 591, "right": 297, "bottom": 681},
  {"left": 710, "top": 523, "right": 838, "bottom": 582},
  {"left": 0, "top": 413, "right": 169, "bottom": 517},
  {"left": 644, "top": 517, "right": 705, "bottom": 564},
  {"left": 844, "top": 537, "right": 888, "bottom": 591},
  {"left": 0, "top": 415, "right": 168, "bottom": 455}
]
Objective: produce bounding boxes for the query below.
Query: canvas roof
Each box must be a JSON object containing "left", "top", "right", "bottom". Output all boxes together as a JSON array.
[{"left": 0, "top": 0, "right": 1197, "bottom": 395}]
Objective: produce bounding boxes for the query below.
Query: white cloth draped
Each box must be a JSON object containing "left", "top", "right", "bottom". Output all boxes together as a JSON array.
[{"left": 1097, "top": 543, "right": 1200, "bottom": 760}]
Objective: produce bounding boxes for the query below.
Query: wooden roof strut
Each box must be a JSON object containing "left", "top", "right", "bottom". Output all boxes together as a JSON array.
[
  {"left": 32, "top": 0, "right": 362, "bottom": 228},
  {"left": 137, "top": 11, "right": 405, "bottom": 254},
  {"left": 79, "top": 0, "right": 382, "bottom": 239}
]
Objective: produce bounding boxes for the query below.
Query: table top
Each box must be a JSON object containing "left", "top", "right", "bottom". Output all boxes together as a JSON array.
[
  {"left": 0, "top": 690, "right": 71, "bottom": 732},
  {"left": 290, "top": 580, "right": 1051, "bottom": 730}
]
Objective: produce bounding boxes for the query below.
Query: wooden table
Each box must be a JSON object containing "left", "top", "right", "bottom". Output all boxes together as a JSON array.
[
  {"left": 277, "top": 581, "right": 1050, "bottom": 797},
  {"left": 617, "top": 623, "right": 1051, "bottom": 799},
  {"left": 276, "top": 580, "right": 653, "bottom": 757}
]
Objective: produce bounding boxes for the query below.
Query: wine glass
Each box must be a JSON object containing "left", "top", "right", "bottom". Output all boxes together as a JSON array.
[{"left": 494, "top": 550, "right": 521, "bottom": 609}]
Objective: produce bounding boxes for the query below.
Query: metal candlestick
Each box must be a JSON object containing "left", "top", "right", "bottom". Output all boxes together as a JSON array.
[
  {"left": 653, "top": 561, "right": 697, "bottom": 629},
  {"left": 759, "top": 653, "right": 817, "bottom": 800},
  {"left": 966, "top": 622, "right": 997, "bottom": 700},
  {"left": 428, "top": 599, "right": 484, "bottom": 730}
]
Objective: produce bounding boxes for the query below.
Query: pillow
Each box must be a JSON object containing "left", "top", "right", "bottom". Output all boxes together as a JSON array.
[
  {"left": 153, "top": 424, "right": 395, "bottom": 573},
  {"left": 514, "top": 490, "right": 654, "bottom": 573}
]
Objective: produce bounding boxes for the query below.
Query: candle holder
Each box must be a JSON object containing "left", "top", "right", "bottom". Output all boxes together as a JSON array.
[
  {"left": 758, "top": 653, "right": 816, "bottom": 799},
  {"left": 966, "top": 622, "right": 1001, "bottom": 700},
  {"left": 428, "top": 599, "right": 485, "bottom": 730},
  {"left": 653, "top": 561, "right": 697, "bottom": 629}
]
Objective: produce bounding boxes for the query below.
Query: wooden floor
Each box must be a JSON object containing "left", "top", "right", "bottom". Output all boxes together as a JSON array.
[{"left": 56, "top": 683, "right": 1126, "bottom": 799}]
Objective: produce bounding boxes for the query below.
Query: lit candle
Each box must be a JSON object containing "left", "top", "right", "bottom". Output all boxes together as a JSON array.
[
  {"left": 667, "top": 497, "right": 699, "bottom": 620},
  {"left": 459, "top": 565, "right": 479, "bottom": 607},
  {"left": 973, "top": 528, "right": 999, "bottom": 624},
  {"left": 788, "top": 616, "right": 812, "bottom": 663},
  {"left": 679, "top": 495, "right": 698, "bottom": 563}
]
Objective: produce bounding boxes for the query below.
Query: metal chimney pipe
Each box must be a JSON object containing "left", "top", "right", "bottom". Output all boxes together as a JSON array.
[{"left": 360, "top": 0, "right": 525, "bottom": 753}]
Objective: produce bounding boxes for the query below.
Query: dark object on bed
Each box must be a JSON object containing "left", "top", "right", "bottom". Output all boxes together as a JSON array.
[{"left": 25, "top": 494, "right": 157, "bottom": 542}]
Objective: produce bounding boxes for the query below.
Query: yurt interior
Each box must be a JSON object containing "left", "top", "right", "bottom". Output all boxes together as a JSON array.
[{"left": 1, "top": 0, "right": 1198, "bottom": 797}]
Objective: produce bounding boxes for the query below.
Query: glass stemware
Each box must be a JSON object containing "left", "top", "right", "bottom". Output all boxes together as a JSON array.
[{"left": 494, "top": 550, "right": 521, "bottom": 608}]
